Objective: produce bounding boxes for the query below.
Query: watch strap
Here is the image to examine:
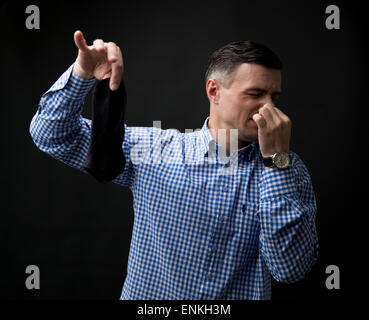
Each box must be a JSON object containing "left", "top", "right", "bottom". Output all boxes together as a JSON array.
[{"left": 262, "top": 156, "right": 274, "bottom": 167}]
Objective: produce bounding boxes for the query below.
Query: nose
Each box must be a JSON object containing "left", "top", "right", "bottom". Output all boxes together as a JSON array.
[{"left": 258, "top": 95, "right": 275, "bottom": 109}]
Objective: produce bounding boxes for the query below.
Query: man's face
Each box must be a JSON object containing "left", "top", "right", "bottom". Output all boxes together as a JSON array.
[{"left": 213, "top": 63, "right": 282, "bottom": 142}]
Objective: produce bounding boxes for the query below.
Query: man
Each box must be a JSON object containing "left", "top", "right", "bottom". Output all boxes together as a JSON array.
[{"left": 29, "top": 30, "right": 318, "bottom": 299}]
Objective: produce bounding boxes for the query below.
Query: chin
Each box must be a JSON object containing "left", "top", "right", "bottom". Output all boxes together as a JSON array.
[
  {"left": 242, "top": 137, "right": 257, "bottom": 144},
  {"left": 239, "top": 128, "right": 257, "bottom": 143}
]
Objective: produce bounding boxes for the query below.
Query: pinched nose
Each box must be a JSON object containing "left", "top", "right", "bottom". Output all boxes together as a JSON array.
[{"left": 249, "top": 110, "right": 261, "bottom": 119}]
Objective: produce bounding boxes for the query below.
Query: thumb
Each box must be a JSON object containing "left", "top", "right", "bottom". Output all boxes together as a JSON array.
[
  {"left": 252, "top": 113, "right": 266, "bottom": 128},
  {"left": 74, "top": 30, "right": 89, "bottom": 52}
]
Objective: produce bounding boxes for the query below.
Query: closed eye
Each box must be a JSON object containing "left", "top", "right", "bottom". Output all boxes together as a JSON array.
[
  {"left": 246, "top": 91, "right": 281, "bottom": 102},
  {"left": 272, "top": 95, "right": 280, "bottom": 102}
]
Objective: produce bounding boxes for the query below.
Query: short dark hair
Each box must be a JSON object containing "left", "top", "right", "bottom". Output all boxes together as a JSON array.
[{"left": 205, "top": 40, "right": 283, "bottom": 87}]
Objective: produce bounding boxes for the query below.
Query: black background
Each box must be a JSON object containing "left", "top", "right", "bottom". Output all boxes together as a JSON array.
[{"left": 0, "top": 0, "right": 365, "bottom": 300}]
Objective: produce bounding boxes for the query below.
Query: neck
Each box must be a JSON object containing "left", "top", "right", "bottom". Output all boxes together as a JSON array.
[{"left": 207, "top": 116, "right": 250, "bottom": 156}]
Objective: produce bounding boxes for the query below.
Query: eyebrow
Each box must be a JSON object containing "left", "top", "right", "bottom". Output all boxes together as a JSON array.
[{"left": 245, "top": 87, "right": 282, "bottom": 96}]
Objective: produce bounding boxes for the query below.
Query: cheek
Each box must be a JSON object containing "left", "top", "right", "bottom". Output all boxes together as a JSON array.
[
  {"left": 222, "top": 95, "right": 243, "bottom": 112},
  {"left": 218, "top": 95, "right": 235, "bottom": 116},
  {"left": 236, "top": 100, "right": 253, "bottom": 117},
  {"left": 219, "top": 95, "right": 254, "bottom": 123}
]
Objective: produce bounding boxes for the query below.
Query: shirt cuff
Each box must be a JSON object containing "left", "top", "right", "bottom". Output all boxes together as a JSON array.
[
  {"left": 260, "top": 154, "right": 298, "bottom": 201},
  {"left": 44, "top": 63, "right": 97, "bottom": 101}
]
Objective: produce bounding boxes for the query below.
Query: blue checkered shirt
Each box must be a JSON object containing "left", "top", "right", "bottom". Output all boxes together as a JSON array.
[{"left": 29, "top": 64, "right": 318, "bottom": 300}]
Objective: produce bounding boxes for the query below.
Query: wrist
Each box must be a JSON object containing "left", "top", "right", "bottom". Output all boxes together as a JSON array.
[
  {"left": 73, "top": 62, "right": 94, "bottom": 79},
  {"left": 64, "top": 64, "right": 97, "bottom": 100},
  {"left": 262, "top": 151, "right": 291, "bottom": 169}
]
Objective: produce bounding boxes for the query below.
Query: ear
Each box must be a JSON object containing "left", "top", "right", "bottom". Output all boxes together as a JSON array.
[{"left": 206, "top": 79, "right": 221, "bottom": 104}]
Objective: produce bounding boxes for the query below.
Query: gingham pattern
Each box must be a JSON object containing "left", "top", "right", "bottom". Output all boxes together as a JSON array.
[{"left": 29, "top": 64, "right": 318, "bottom": 300}]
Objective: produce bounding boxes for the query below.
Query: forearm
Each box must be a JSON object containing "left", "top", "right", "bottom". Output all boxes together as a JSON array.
[
  {"left": 259, "top": 153, "right": 319, "bottom": 283},
  {"left": 29, "top": 63, "right": 97, "bottom": 169}
]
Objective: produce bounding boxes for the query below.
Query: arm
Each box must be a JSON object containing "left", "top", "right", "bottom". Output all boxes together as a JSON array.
[
  {"left": 29, "top": 31, "right": 135, "bottom": 187},
  {"left": 258, "top": 152, "right": 318, "bottom": 283},
  {"left": 252, "top": 104, "right": 318, "bottom": 282},
  {"left": 29, "top": 63, "right": 96, "bottom": 172}
]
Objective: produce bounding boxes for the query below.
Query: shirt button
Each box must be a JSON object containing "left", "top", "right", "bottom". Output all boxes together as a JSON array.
[
  {"left": 218, "top": 215, "right": 224, "bottom": 221},
  {"left": 205, "top": 273, "right": 212, "bottom": 281},
  {"left": 222, "top": 185, "right": 228, "bottom": 192}
]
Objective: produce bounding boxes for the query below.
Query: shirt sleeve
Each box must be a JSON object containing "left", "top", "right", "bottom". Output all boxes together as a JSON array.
[
  {"left": 258, "top": 152, "right": 319, "bottom": 283},
  {"left": 29, "top": 63, "right": 136, "bottom": 188}
]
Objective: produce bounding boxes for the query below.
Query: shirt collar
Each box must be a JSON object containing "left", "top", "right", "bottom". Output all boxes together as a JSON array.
[
  {"left": 199, "top": 116, "right": 258, "bottom": 160},
  {"left": 199, "top": 116, "right": 215, "bottom": 155}
]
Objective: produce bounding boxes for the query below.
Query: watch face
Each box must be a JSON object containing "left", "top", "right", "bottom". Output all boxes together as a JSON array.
[{"left": 272, "top": 152, "right": 290, "bottom": 169}]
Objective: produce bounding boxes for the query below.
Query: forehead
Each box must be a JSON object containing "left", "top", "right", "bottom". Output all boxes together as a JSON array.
[{"left": 230, "top": 63, "right": 281, "bottom": 91}]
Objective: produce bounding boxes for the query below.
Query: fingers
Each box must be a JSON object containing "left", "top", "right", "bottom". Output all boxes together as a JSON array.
[
  {"left": 252, "top": 104, "right": 275, "bottom": 130},
  {"left": 252, "top": 113, "right": 266, "bottom": 128},
  {"left": 253, "top": 104, "right": 291, "bottom": 158},
  {"left": 102, "top": 72, "right": 112, "bottom": 80},
  {"left": 80, "top": 33, "right": 123, "bottom": 90},
  {"left": 74, "top": 30, "right": 90, "bottom": 52},
  {"left": 274, "top": 106, "right": 291, "bottom": 124},
  {"left": 105, "top": 42, "right": 119, "bottom": 63},
  {"left": 93, "top": 39, "right": 105, "bottom": 53},
  {"left": 259, "top": 104, "right": 276, "bottom": 125},
  {"left": 253, "top": 104, "right": 291, "bottom": 130},
  {"left": 109, "top": 45, "right": 124, "bottom": 91}
]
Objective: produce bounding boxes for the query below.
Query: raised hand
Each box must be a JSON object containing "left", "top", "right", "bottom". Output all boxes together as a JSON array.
[
  {"left": 252, "top": 104, "right": 291, "bottom": 158},
  {"left": 72, "top": 30, "right": 123, "bottom": 91}
]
